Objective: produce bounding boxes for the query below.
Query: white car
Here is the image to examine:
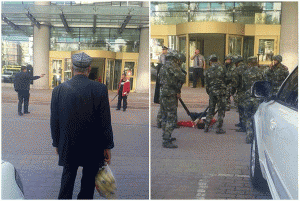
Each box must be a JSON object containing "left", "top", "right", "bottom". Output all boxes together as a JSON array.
[
  {"left": 250, "top": 66, "right": 298, "bottom": 199},
  {"left": 1, "top": 160, "right": 25, "bottom": 199}
]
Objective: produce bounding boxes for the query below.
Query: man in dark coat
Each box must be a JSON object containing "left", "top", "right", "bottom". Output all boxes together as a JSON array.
[
  {"left": 14, "top": 65, "right": 45, "bottom": 116},
  {"left": 50, "top": 52, "right": 114, "bottom": 199}
]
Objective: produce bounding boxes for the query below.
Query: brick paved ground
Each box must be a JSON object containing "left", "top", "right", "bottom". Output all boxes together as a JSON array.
[
  {"left": 151, "top": 85, "right": 272, "bottom": 199},
  {"left": 2, "top": 85, "right": 149, "bottom": 199}
]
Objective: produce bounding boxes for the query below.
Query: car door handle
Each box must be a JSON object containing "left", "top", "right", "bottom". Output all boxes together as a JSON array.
[{"left": 270, "top": 118, "right": 277, "bottom": 130}]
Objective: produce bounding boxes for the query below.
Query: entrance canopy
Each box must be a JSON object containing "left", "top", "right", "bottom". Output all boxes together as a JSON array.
[{"left": 1, "top": 1, "right": 149, "bottom": 38}]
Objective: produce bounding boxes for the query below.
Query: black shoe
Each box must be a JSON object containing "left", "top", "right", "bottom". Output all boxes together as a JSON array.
[
  {"left": 24, "top": 112, "right": 30, "bottom": 114},
  {"left": 123, "top": 108, "right": 126, "bottom": 111},
  {"left": 116, "top": 108, "right": 120, "bottom": 110},
  {"left": 235, "top": 123, "right": 241, "bottom": 127},
  {"left": 18, "top": 112, "right": 23, "bottom": 116},
  {"left": 246, "top": 135, "right": 253, "bottom": 144},
  {"left": 236, "top": 128, "right": 246, "bottom": 132},
  {"left": 163, "top": 141, "right": 178, "bottom": 148},
  {"left": 170, "top": 137, "right": 176, "bottom": 142},
  {"left": 216, "top": 128, "right": 226, "bottom": 134},
  {"left": 204, "top": 124, "right": 209, "bottom": 132}
]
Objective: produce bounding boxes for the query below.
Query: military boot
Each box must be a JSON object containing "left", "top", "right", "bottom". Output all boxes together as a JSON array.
[
  {"left": 163, "top": 140, "right": 178, "bottom": 148},
  {"left": 170, "top": 137, "right": 176, "bottom": 142},
  {"left": 157, "top": 122, "right": 162, "bottom": 128},
  {"left": 204, "top": 123, "right": 210, "bottom": 132},
  {"left": 236, "top": 127, "right": 246, "bottom": 132},
  {"left": 246, "top": 134, "right": 253, "bottom": 144},
  {"left": 235, "top": 122, "right": 242, "bottom": 127},
  {"left": 216, "top": 128, "right": 226, "bottom": 134}
]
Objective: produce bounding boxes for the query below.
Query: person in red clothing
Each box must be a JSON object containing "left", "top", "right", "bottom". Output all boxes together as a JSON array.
[{"left": 117, "top": 73, "right": 130, "bottom": 111}]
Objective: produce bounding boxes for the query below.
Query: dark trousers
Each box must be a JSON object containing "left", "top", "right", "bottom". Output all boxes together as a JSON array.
[
  {"left": 193, "top": 68, "right": 204, "bottom": 88},
  {"left": 117, "top": 94, "right": 127, "bottom": 110},
  {"left": 17, "top": 90, "right": 30, "bottom": 113},
  {"left": 58, "top": 164, "right": 100, "bottom": 199}
]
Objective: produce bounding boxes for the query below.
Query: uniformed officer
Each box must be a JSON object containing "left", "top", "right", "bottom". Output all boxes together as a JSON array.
[
  {"left": 204, "top": 54, "right": 227, "bottom": 134},
  {"left": 157, "top": 46, "right": 168, "bottom": 128},
  {"left": 14, "top": 66, "right": 45, "bottom": 116},
  {"left": 265, "top": 55, "right": 289, "bottom": 95},
  {"left": 240, "top": 56, "right": 264, "bottom": 143},
  {"left": 224, "top": 54, "right": 237, "bottom": 111},
  {"left": 233, "top": 55, "right": 248, "bottom": 132},
  {"left": 159, "top": 50, "right": 186, "bottom": 148}
]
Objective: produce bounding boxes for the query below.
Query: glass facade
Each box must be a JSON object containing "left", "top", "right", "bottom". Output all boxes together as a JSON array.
[
  {"left": 50, "top": 27, "right": 141, "bottom": 53},
  {"left": 151, "top": 2, "right": 281, "bottom": 25}
]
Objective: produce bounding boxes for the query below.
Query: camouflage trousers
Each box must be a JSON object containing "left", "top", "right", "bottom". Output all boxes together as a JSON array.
[
  {"left": 240, "top": 97, "right": 260, "bottom": 142},
  {"left": 157, "top": 101, "right": 178, "bottom": 127},
  {"left": 160, "top": 95, "right": 178, "bottom": 141},
  {"left": 225, "top": 87, "right": 232, "bottom": 109},
  {"left": 236, "top": 92, "right": 246, "bottom": 127},
  {"left": 206, "top": 93, "right": 226, "bottom": 128}
]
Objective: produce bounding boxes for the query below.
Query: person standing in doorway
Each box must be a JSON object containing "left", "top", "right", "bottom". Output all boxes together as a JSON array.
[
  {"left": 191, "top": 49, "right": 206, "bottom": 88},
  {"left": 14, "top": 65, "right": 45, "bottom": 116},
  {"left": 116, "top": 73, "right": 130, "bottom": 111},
  {"left": 50, "top": 52, "right": 114, "bottom": 199}
]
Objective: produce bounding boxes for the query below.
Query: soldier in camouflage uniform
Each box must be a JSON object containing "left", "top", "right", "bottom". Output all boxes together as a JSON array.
[
  {"left": 240, "top": 56, "right": 264, "bottom": 144},
  {"left": 224, "top": 55, "right": 237, "bottom": 111},
  {"left": 157, "top": 46, "right": 169, "bottom": 128},
  {"left": 233, "top": 55, "right": 248, "bottom": 132},
  {"left": 204, "top": 54, "right": 227, "bottom": 134},
  {"left": 159, "top": 51, "right": 186, "bottom": 148},
  {"left": 265, "top": 55, "right": 289, "bottom": 96}
]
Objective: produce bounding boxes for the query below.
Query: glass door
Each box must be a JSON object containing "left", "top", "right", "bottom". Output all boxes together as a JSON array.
[
  {"left": 50, "top": 59, "right": 63, "bottom": 88},
  {"left": 228, "top": 35, "right": 243, "bottom": 56},
  {"left": 64, "top": 58, "right": 72, "bottom": 82},
  {"left": 113, "top": 60, "right": 122, "bottom": 90},
  {"left": 105, "top": 59, "right": 114, "bottom": 90},
  {"left": 123, "top": 61, "right": 137, "bottom": 91}
]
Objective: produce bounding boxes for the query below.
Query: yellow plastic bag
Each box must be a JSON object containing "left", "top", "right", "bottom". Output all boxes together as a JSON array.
[{"left": 95, "top": 164, "right": 116, "bottom": 199}]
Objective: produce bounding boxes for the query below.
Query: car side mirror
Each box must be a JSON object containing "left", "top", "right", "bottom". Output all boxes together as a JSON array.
[{"left": 251, "top": 81, "right": 272, "bottom": 99}]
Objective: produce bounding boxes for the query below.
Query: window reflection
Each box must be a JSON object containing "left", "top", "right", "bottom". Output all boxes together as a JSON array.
[
  {"left": 151, "top": 2, "right": 281, "bottom": 25},
  {"left": 229, "top": 36, "right": 242, "bottom": 56},
  {"left": 150, "top": 38, "right": 164, "bottom": 60},
  {"left": 258, "top": 39, "right": 274, "bottom": 61}
]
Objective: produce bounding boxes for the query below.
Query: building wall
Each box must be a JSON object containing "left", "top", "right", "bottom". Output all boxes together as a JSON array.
[{"left": 280, "top": 2, "right": 298, "bottom": 71}]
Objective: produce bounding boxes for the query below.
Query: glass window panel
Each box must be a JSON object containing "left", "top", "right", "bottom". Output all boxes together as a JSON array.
[
  {"left": 151, "top": 11, "right": 188, "bottom": 25},
  {"left": 64, "top": 58, "right": 72, "bottom": 82},
  {"left": 277, "top": 68, "right": 298, "bottom": 108},
  {"left": 190, "top": 11, "right": 232, "bottom": 22},
  {"left": 150, "top": 38, "right": 164, "bottom": 60},
  {"left": 151, "top": 2, "right": 188, "bottom": 12},
  {"left": 168, "top": 36, "right": 177, "bottom": 50},
  {"left": 179, "top": 36, "right": 186, "bottom": 72},
  {"left": 113, "top": 60, "right": 122, "bottom": 90},
  {"left": 229, "top": 36, "right": 242, "bottom": 55},
  {"left": 258, "top": 39, "right": 274, "bottom": 62}
]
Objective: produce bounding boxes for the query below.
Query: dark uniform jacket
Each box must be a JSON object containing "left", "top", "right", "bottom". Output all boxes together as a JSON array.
[
  {"left": 50, "top": 74, "right": 114, "bottom": 167},
  {"left": 14, "top": 71, "right": 40, "bottom": 91}
]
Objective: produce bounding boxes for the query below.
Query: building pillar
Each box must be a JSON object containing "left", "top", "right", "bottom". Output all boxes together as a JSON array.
[
  {"left": 32, "top": 1, "right": 50, "bottom": 89},
  {"left": 135, "top": 2, "right": 149, "bottom": 93},
  {"left": 280, "top": 2, "right": 298, "bottom": 71}
]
